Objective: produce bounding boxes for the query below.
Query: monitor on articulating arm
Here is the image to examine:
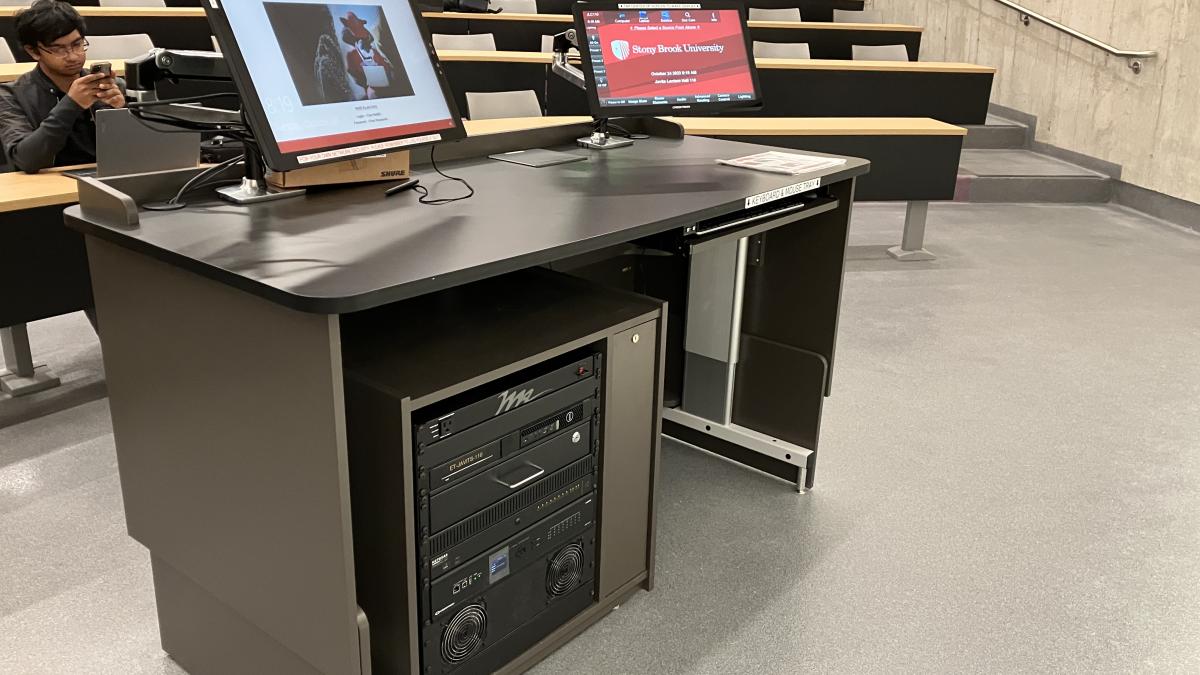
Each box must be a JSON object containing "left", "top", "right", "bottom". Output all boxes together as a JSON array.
[
  {"left": 204, "top": 0, "right": 466, "bottom": 201},
  {"left": 553, "top": 1, "right": 762, "bottom": 148}
]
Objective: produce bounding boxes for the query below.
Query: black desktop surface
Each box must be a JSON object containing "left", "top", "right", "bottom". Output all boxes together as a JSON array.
[{"left": 64, "top": 135, "right": 868, "bottom": 314}]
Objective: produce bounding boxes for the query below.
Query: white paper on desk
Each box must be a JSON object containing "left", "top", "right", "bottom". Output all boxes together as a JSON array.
[{"left": 716, "top": 151, "right": 847, "bottom": 176}]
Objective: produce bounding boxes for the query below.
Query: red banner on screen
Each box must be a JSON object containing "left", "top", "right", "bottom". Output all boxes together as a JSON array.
[{"left": 584, "top": 9, "right": 754, "bottom": 102}]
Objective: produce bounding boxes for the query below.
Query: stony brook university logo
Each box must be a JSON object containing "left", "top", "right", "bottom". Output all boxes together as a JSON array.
[
  {"left": 610, "top": 39, "right": 631, "bottom": 61},
  {"left": 495, "top": 388, "right": 537, "bottom": 415}
]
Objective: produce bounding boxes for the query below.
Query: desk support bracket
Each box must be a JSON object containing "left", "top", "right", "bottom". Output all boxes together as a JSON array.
[
  {"left": 1, "top": 323, "right": 61, "bottom": 397},
  {"left": 664, "top": 408, "right": 811, "bottom": 492},
  {"left": 888, "top": 200, "right": 936, "bottom": 262}
]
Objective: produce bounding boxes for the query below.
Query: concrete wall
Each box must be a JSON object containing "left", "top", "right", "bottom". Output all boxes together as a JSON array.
[{"left": 870, "top": 0, "right": 1200, "bottom": 205}]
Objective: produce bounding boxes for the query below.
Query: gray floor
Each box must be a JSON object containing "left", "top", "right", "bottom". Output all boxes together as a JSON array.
[{"left": 3, "top": 201, "right": 1200, "bottom": 674}]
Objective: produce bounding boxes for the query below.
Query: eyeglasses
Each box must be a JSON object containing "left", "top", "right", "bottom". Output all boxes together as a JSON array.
[{"left": 38, "top": 38, "right": 89, "bottom": 58}]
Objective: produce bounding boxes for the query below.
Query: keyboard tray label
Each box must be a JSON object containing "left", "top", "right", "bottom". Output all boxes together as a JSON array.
[{"left": 744, "top": 178, "right": 821, "bottom": 209}]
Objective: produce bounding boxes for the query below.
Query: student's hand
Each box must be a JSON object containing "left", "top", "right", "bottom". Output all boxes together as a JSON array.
[
  {"left": 96, "top": 77, "right": 126, "bottom": 109},
  {"left": 67, "top": 73, "right": 109, "bottom": 109}
]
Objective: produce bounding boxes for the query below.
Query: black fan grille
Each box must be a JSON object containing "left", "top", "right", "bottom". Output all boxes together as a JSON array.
[
  {"left": 441, "top": 603, "right": 487, "bottom": 664},
  {"left": 546, "top": 541, "right": 585, "bottom": 597}
]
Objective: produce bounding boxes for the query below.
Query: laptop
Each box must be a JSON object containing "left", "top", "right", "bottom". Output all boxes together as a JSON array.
[{"left": 66, "top": 109, "right": 201, "bottom": 179}]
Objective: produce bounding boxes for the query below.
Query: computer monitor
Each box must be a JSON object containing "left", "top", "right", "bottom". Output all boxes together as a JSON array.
[
  {"left": 573, "top": 1, "right": 762, "bottom": 118},
  {"left": 205, "top": 0, "right": 466, "bottom": 172}
]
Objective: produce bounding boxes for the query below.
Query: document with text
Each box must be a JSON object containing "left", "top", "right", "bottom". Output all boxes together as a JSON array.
[{"left": 717, "top": 151, "right": 847, "bottom": 176}]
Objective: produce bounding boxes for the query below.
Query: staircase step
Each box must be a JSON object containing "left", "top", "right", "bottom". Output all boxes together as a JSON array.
[
  {"left": 964, "top": 114, "right": 1030, "bottom": 149},
  {"left": 956, "top": 150, "right": 1112, "bottom": 203}
]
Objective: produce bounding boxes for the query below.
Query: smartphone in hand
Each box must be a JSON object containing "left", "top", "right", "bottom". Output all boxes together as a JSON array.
[{"left": 89, "top": 62, "right": 113, "bottom": 77}]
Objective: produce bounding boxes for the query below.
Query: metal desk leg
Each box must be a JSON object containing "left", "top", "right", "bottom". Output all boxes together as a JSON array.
[
  {"left": 887, "top": 201, "right": 937, "bottom": 262},
  {"left": 1, "top": 324, "right": 62, "bottom": 397}
]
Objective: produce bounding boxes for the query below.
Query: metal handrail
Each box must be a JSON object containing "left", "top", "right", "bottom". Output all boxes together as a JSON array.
[{"left": 993, "top": 0, "right": 1158, "bottom": 73}]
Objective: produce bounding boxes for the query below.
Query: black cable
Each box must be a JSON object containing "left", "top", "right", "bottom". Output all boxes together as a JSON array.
[
  {"left": 134, "top": 108, "right": 248, "bottom": 130},
  {"left": 183, "top": 177, "right": 241, "bottom": 193},
  {"left": 165, "top": 153, "right": 245, "bottom": 205},
  {"left": 128, "top": 107, "right": 250, "bottom": 136},
  {"left": 128, "top": 109, "right": 223, "bottom": 134},
  {"left": 126, "top": 92, "right": 243, "bottom": 109},
  {"left": 126, "top": 94, "right": 250, "bottom": 136},
  {"left": 413, "top": 144, "right": 474, "bottom": 206},
  {"left": 603, "top": 121, "right": 649, "bottom": 140}
]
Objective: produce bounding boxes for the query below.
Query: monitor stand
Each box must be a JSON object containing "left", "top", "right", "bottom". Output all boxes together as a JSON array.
[
  {"left": 548, "top": 45, "right": 635, "bottom": 150},
  {"left": 577, "top": 119, "right": 633, "bottom": 151},
  {"left": 217, "top": 150, "right": 305, "bottom": 205}
]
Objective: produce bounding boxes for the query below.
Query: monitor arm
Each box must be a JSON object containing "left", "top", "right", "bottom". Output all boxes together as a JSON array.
[
  {"left": 125, "top": 49, "right": 231, "bottom": 95},
  {"left": 550, "top": 30, "right": 587, "bottom": 90},
  {"left": 549, "top": 30, "right": 633, "bottom": 150},
  {"left": 124, "top": 49, "right": 302, "bottom": 205},
  {"left": 124, "top": 49, "right": 242, "bottom": 125}
]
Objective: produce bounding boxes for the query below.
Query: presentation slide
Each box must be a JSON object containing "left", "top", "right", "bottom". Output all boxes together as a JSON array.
[
  {"left": 222, "top": 1, "right": 456, "bottom": 160},
  {"left": 581, "top": 8, "right": 756, "bottom": 108}
]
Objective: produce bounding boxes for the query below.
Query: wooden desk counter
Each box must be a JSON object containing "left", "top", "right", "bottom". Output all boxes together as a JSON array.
[
  {"left": 424, "top": 11, "right": 571, "bottom": 23},
  {"left": 0, "top": 166, "right": 87, "bottom": 214},
  {"left": 464, "top": 116, "right": 590, "bottom": 135},
  {"left": 664, "top": 117, "right": 967, "bottom": 136},
  {"left": 748, "top": 20, "right": 922, "bottom": 32},
  {"left": 0, "top": 60, "right": 127, "bottom": 83},
  {"left": 463, "top": 116, "right": 966, "bottom": 138},
  {"left": 435, "top": 49, "right": 555, "bottom": 64},
  {"left": 0, "top": 62, "right": 33, "bottom": 84},
  {"left": 756, "top": 58, "right": 995, "bottom": 73}
]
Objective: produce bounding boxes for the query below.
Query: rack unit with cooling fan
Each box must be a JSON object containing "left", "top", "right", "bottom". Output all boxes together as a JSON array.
[{"left": 342, "top": 269, "right": 666, "bottom": 674}]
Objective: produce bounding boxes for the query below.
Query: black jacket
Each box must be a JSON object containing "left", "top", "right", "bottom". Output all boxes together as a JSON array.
[{"left": 0, "top": 66, "right": 123, "bottom": 173}]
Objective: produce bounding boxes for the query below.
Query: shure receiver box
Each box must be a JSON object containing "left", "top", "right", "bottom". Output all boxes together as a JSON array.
[
  {"left": 341, "top": 268, "right": 665, "bottom": 675},
  {"left": 266, "top": 151, "right": 410, "bottom": 189}
]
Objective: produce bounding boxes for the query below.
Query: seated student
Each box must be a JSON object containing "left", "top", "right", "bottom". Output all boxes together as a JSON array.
[{"left": 0, "top": 0, "right": 126, "bottom": 173}]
